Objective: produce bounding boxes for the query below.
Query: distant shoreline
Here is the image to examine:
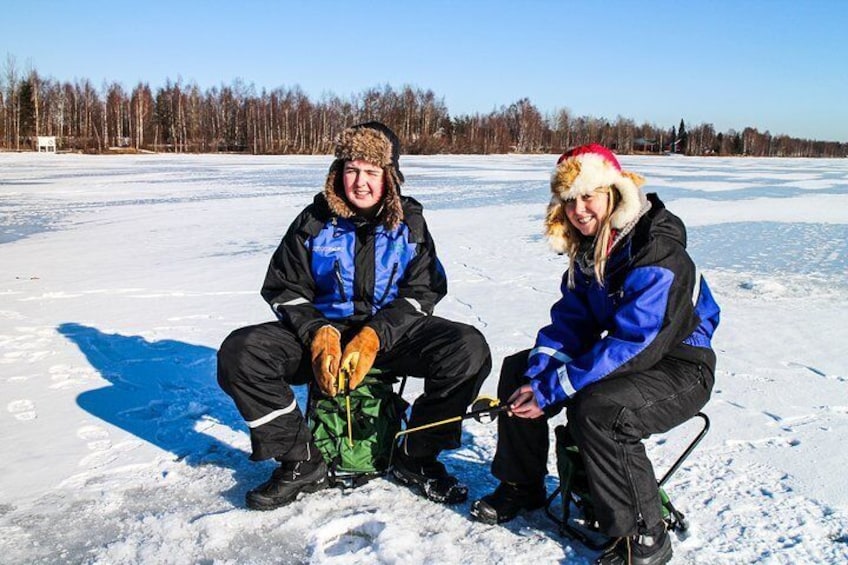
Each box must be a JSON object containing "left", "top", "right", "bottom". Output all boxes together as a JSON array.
[{"left": 1, "top": 149, "right": 844, "bottom": 159}]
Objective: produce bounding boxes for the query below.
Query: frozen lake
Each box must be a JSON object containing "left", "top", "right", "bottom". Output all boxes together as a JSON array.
[{"left": 1, "top": 153, "right": 847, "bottom": 564}]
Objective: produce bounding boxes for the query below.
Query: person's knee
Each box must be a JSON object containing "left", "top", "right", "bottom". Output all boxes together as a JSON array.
[
  {"left": 447, "top": 323, "right": 492, "bottom": 378},
  {"left": 496, "top": 350, "right": 531, "bottom": 399},
  {"left": 216, "top": 326, "right": 255, "bottom": 388},
  {"left": 567, "top": 391, "right": 629, "bottom": 443}
]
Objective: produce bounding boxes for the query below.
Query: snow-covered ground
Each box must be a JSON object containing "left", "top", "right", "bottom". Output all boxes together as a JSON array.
[{"left": 1, "top": 153, "right": 846, "bottom": 564}]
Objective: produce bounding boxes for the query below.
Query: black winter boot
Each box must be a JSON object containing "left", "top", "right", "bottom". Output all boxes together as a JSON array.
[
  {"left": 470, "top": 481, "right": 547, "bottom": 525},
  {"left": 596, "top": 524, "right": 672, "bottom": 565},
  {"left": 245, "top": 456, "right": 328, "bottom": 511},
  {"left": 391, "top": 451, "right": 468, "bottom": 504}
]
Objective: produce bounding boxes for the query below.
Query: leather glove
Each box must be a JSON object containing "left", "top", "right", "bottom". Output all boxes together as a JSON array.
[
  {"left": 311, "top": 325, "right": 342, "bottom": 397},
  {"left": 340, "top": 326, "right": 380, "bottom": 391}
]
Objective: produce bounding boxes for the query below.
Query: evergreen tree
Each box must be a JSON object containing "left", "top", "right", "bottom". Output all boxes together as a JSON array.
[
  {"left": 678, "top": 119, "right": 688, "bottom": 155},
  {"left": 18, "top": 79, "right": 36, "bottom": 141},
  {"left": 154, "top": 88, "right": 174, "bottom": 147},
  {"left": 732, "top": 132, "right": 743, "bottom": 155}
]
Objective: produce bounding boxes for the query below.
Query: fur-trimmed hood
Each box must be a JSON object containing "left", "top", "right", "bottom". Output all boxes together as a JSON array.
[
  {"left": 323, "top": 121, "right": 405, "bottom": 230},
  {"left": 545, "top": 143, "right": 647, "bottom": 253}
]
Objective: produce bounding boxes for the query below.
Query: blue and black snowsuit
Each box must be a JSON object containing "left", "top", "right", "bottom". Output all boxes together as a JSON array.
[
  {"left": 491, "top": 193, "right": 719, "bottom": 537},
  {"left": 218, "top": 193, "right": 491, "bottom": 462}
]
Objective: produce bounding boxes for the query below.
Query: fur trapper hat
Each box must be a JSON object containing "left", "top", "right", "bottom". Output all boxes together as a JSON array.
[
  {"left": 324, "top": 121, "right": 405, "bottom": 230},
  {"left": 545, "top": 143, "right": 646, "bottom": 252}
]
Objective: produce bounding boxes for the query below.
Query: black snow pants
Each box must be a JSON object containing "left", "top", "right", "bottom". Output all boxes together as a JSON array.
[
  {"left": 491, "top": 346, "right": 714, "bottom": 537},
  {"left": 217, "top": 316, "right": 491, "bottom": 462}
]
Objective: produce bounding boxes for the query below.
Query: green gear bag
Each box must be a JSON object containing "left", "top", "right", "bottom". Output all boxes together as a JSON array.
[{"left": 308, "top": 375, "right": 408, "bottom": 487}]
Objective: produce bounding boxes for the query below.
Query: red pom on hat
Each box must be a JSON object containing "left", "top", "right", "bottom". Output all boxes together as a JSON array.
[{"left": 557, "top": 143, "right": 622, "bottom": 171}]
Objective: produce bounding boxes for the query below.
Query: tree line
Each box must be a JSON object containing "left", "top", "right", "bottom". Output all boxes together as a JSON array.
[{"left": 2, "top": 57, "right": 845, "bottom": 158}]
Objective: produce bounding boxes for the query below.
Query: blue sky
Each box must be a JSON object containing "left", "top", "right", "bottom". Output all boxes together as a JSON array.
[{"left": 2, "top": 0, "right": 847, "bottom": 141}]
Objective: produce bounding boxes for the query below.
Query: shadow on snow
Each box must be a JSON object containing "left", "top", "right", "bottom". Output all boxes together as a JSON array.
[{"left": 57, "top": 322, "right": 309, "bottom": 505}]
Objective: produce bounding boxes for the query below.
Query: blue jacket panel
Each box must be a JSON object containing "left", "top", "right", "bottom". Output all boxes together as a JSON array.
[
  {"left": 684, "top": 276, "right": 721, "bottom": 348},
  {"left": 307, "top": 219, "right": 418, "bottom": 319}
]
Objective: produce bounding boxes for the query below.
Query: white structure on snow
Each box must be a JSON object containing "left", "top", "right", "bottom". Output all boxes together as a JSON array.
[{"left": 37, "top": 136, "right": 56, "bottom": 153}]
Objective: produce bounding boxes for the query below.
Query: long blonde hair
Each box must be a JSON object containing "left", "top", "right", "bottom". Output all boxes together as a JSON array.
[{"left": 560, "top": 185, "right": 619, "bottom": 288}]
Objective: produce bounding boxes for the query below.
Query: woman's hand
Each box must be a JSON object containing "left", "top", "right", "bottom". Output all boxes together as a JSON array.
[{"left": 507, "top": 384, "right": 544, "bottom": 419}]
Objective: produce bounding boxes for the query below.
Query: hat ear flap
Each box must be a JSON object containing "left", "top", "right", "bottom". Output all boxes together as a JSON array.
[
  {"left": 323, "top": 159, "right": 355, "bottom": 218},
  {"left": 381, "top": 166, "right": 404, "bottom": 230},
  {"left": 608, "top": 171, "right": 646, "bottom": 228},
  {"left": 544, "top": 199, "right": 570, "bottom": 253},
  {"left": 622, "top": 171, "right": 646, "bottom": 188}
]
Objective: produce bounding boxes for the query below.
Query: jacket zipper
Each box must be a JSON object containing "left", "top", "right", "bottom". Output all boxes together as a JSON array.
[
  {"left": 375, "top": 262, "right": 398, "bottom": 305},
  {"left": 333, "top": 260, "right": 348, "bottom": 302}
]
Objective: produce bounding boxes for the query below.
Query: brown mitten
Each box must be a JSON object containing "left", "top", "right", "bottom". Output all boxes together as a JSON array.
[
  {"left": 311, "top": 325, "right": 341, "bottom": 397},
  {"left": 340, "top": 326, "right": 380, "bottom": 390}
]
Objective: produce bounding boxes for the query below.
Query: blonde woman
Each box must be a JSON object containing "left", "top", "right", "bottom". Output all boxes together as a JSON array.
[{"left": 471, "top": 144, "right": 720, "bottom": 565}]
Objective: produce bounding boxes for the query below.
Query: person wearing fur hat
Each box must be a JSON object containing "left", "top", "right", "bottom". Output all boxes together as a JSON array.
[
  {"left": 217, "top": 121, "right": 491, "bottom": 510},
  {"left": 470, "top": 144, "right": 720, "bottom": 565}
]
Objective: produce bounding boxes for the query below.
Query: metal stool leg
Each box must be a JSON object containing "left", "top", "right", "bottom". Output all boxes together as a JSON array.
[{"left": 658, "top": 412, "right": 710, "bottom": 487}]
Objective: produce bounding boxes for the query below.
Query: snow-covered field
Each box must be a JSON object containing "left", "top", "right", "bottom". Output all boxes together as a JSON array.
[{"left": 1, "top": 152, "right": 846, "bottom": 564}]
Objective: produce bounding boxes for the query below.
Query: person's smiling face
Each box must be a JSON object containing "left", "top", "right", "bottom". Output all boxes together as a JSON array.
[
  {"left": 564, "top": 189, "right": 610, "bottom": 237},
  {"left": 342, "top": 159, "right": 385, "bottom": 215}
]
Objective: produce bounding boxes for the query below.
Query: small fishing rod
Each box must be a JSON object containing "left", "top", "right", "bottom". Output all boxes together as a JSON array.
[{"left": 388, "top": 396, "right": 510, "bottom": 466}]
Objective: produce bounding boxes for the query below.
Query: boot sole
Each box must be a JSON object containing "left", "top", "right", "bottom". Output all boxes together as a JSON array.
[
  {"left": 627, "top": 536, "right": 673, "bottom": 565},
  {"left": 597, "top": 533, "right": 673, "bottom": 565},
  {"left": 469, "top": 501, "right": 503, "bottom": 525},
  {"left": 245, "top": 476, "right": 329, "bottom": 511},
  {"left": 391, "top": 467, "right": 468, "bottom": 504},
  {"left": 470, "top": 500, "right": 510, "bottom": 525},
  {"left": 469, "top": 498, "right": 545, "bottom": 525}
]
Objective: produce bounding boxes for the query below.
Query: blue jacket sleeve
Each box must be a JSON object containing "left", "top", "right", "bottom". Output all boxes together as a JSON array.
[
  {"left": 261, "top": 208, "right": 331, "bottom": 346},
  {"left": 525, "top": 277, "right": 599, "bottom": 409},
  {"left": 528, "top": 265, "right": 675, "bottom": 410}
]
